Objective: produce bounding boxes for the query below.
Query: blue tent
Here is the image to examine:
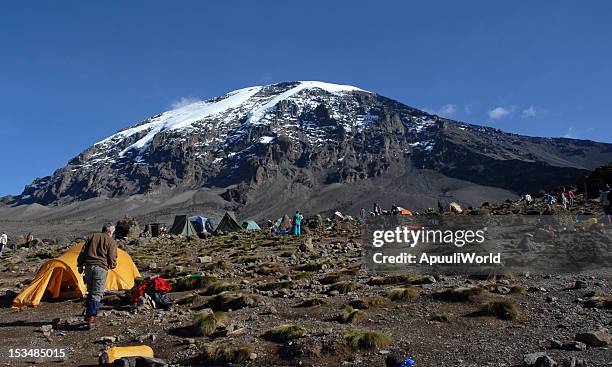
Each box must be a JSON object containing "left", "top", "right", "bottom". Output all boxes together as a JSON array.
[
  {"left": 189, "top": 216, "right": 215, "bottom": 233},
  {"left": 241, "top": 220, "right": 261, "bottom": 231}
]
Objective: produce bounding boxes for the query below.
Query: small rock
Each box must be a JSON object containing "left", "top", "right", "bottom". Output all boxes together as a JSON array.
[
  {"left": 249, "top": 353, "right": 257, "bottom": 360},
  {"left": 495, "top": 286, "right": 511, "bottom": 295},
  {"left": 40, "top": 324, "right": 53, "bottom": 333},
  {"left": 548, "top": 339, "right": 563, "bottom": 349},
  {"left": 524, "top": 352, "right": 548, "bottom": 366},
  {"left": 575, "top": 329, "right": 611, "bottom": 347},
  {"left": 183, "top": 338, "right": 196, "bottom": 345},
  {"left": 98, "top": 336, "right": 117, "bottom": 344},
  {"left": 535, "top": 355, "right": 557, "bottom": 367},
  {"left": 561, "top": 341, "right": 586, "bottom": 351},
  {"left": 299, "top": 237, "right": 314, "bottom": 252},
  {"left": 197, "top": 256, "right": 212, "bottom": 263}
]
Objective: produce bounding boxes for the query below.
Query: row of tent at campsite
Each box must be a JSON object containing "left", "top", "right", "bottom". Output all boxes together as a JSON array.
[{"left": 144, "top": 212, "right": 261, "bottom": 238}]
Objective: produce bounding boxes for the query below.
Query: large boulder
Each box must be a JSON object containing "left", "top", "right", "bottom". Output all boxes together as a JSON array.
[{"left": 115, "top": 217, "right": 141, "bottom": 239}]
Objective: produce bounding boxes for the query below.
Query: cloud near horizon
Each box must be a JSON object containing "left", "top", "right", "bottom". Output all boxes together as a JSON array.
[
  {"left": 488, "top": 106, "right": 510, "bottom": 119},
  {"left": 437, "top": 103, "right": 457, "bottom": 117}
]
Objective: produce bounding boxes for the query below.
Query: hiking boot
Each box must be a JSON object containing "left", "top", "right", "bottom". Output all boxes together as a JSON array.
[{"left": 86, "top": 316, "right": 96, "bottom": 330}]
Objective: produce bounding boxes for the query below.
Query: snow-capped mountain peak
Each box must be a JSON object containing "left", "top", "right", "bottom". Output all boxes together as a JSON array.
[
  {"left": 10, "top": 80, "right": 612, "bottom": 206},
  {"left": 97, "top": 81, "right": 365, "bottom": 156}
]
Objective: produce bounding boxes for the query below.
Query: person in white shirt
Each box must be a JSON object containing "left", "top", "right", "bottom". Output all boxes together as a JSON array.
[{"left": 0, "top": 232, "right": 8, "bottom": 255}]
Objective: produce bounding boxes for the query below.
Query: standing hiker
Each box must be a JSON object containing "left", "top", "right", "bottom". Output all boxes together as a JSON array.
[
  {"left": 373, "top": 203, "right": 381, "bottom": 216},
  {"left": 560, "top": 192, "right": 568, "bottom": 210},
  {"left": 545, "top": 193, "right": 555, "bottom": 211},
  {"left": 0, "top": 232, "right": 7, "bottom": 255},
  {"left": 77, "top": 223, "right": 117, "bottom": 330},
  {"left": 601, "top": 184, "right": 611, "bottom": 225},
  {"left": 293, "top": 211, "right": 303, "bottom": 236},
  {"left": 567, "top": 189, "right": 575, "bottom": 206}
]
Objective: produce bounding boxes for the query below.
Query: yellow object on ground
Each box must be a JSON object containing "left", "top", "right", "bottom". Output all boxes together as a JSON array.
[
  {"left": 11, "top": 242, "right": 140, "bottom": 307},
  {"left": 100, "top": 345, "right": 154, "bottom": 365}
]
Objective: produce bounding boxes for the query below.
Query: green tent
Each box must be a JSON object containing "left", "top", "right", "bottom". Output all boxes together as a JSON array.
[
  {"left": 168, "top": 215, "right": 198, "bottom": 236},
  {"left": 241, "top": 220, "right": 261, "bottom": 231},
  {"left": 215, "top": 212, "right": 242, "bottom": 233}
]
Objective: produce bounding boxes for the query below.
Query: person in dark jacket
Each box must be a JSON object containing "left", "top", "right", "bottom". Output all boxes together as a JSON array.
[{"left": 77, "top": 223, "right": 117, "bottom": 330}]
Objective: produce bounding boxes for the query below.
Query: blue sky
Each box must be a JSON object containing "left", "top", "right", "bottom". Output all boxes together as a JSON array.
[{"left": 1, "top": 1, "right": 611, "bottom": 196}]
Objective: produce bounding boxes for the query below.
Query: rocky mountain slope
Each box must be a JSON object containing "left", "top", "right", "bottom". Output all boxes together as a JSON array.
[{"left": 3, "top": 81, "right": 612, "bottom": 219}]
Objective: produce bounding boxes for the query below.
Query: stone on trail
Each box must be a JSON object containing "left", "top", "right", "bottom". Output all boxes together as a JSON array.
[
  {"left": 561, "top": 341, "right": 586, "bottom": 351},
  {"left": 98, "top": 336, "right": 117, "bottom": 344},
  {"left": 575, "top": 329, "right": 611, "bottom": 347},
  {"left": 535, "top": 355, "right": 557, "bottom": 367},
  {"left": 524, "top": 352, "right": 548, "bottom": 366},
  {"left": 299, "top": 236, "right": 314, "bottom": 252}
]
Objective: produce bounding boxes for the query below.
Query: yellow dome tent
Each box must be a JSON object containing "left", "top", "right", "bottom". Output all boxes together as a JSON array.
[{"left": 12, "top": 243, "right": 140, "bottom": 308}]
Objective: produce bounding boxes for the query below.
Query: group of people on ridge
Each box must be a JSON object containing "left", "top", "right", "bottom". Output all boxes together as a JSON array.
[
  {"left": 269, "top": 210, "right": 304, "bottom": 236},
  {"left": 543, "top": 187, "right": 576, "bottom": 211}
]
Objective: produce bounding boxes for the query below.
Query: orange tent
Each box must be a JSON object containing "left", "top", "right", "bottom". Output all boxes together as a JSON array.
[
  {"left": 12, "top": 243, "right": 140, "bottom": 307},
  {"left": 399, "top": 208, "right": 413, "bottom": 215}
]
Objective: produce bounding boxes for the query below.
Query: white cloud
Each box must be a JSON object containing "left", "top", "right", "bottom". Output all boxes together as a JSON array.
[
  {"left": 170, "top": 96, "right": 200, "bottom": 109},
  {"left": 463, "top": 104, "right": 473, "bottom": 115},
  {"left": 488, "top": 106, "right": 510, "bottom": 119},
  {"left": 437, "top": 104, "right": 457, "bottom": 117},
  {"left": 522, "top": 106, "right": 537, "bottom": 118},
  {"left": 563, "top": 127, "right": 578, "bottom": 139}
]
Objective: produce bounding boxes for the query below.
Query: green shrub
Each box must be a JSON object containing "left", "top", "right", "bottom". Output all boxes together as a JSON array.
[
  {"left": 432, "top": 286, "right": 485, "bottom": 302},
  {"left": 385, "top": 286, "right": 420, "bottom": 302},
  {"left": 201, "top": 344, "right": 254, "bottom": 365},
  {"left": 340, "top": 306, "right": 365, "bottom": 324},
  {"left": 482, "top": 300, "right": 520, "bottom": 320},
  {"left": 343, "top": 329, "right": 392, "bottom": 351},
  {"left": 193, "top": 311, "right": 227, "bottom": 336},
  {"left": 261, "top": 324, "right": 305, "bottom": 343},
  {"left": 328, "top": 281, "right": 357, "bottom": 294}
]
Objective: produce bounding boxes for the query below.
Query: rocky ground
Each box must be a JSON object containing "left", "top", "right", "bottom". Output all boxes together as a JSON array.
[{"left": 0, "top": 202, "right": 611, "bottom": 366}]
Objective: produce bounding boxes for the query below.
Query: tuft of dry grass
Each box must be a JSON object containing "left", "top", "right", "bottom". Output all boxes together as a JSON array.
[
  {"left": 201, "top": 344, "right": 254, "bottom": 365},
  {"left": 256, "top": 280, "right": 294, "bottom": 292},
  {"left": 385, "top": 286, "right": 420, "bottom": 301},
  {"left": 320, "top": 272, "right": 349, "bottom": 285},
  {"left": 340, "top": 306, "right": 365, "bottom": 324},
  {"left": 481, "top": 300, "right": 520, "bottom": 320},
  {"left": 250, "top": 262, "right": 282, "bottom": 275},
  {"left": 343, "top": 329, "right": 392, "bottom": 351},
  {"left": 292, "top": 271, "right": 315, "bottom": 280},
  {"left": 193, "top": 311, "right": 227, "bottom": 336},
  {"left": 206, "top": 292, "right": 259, "bottom": 311},
  {"left": 295, "top": 297, "right": 326, "bottom": 308},
  {"left": 432, "top": 286, "right": 485, "bottom": 302},
  {"left": 176, "top": 293, "right": 206, "bottom": 306},
  {"left": 367, "top": 274, "right": 414, "bottom": 286},
  {"left": 202, "top": 281, "right": 237, "bottom": 296},
  {"left": 328, "top": 281, "right": 357, "bottom": 294},
  {"left": 261, "top": 324, "right": 305, "bottom": 343},
  {"left": 174, "top": 276, "right": 218, "bottom": 291},
  {"left": 347, "top": 296, "right": 386, "bottom": 309}
]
